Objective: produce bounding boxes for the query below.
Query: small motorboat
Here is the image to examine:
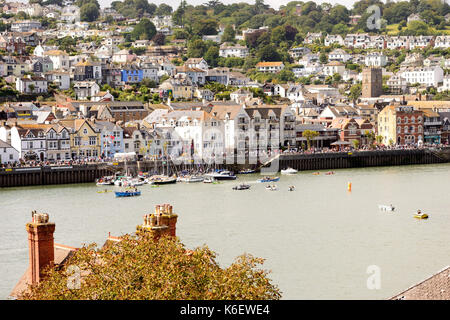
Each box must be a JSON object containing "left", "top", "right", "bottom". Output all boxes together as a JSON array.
[
  {"left": 115, "top": 190, "right": 141, "bottom": 197},
  {"left": 325, "top": 171, "right": 335, "bottom": 175},
  {"left": 414, "top": 213, "right": 429, "bottom": 219},
  {"left": 96, "top": 177, "right": 114, "bottom": 186},
  {"left": 288, "top": 186, "right": 295, "bottom": 191},
  {"left": 378, "top": 205, "right": 395, "bottom": 212},
  {"left": 265, "top": 185, "right": 278, "bottom": 191},
  {"left": 258, "top": 176, "right": 280, "bottom": 183},
  {"left": 232, "top": 184, "right": 250, "bottom": 190},
  {"left": 239, "top": 169, "right": 256, "bottom": 174},
  {"left": 205, "top": 170, "right": 237, "bottom": 180},
  {"left": 312, "top": 172, "right": 320, "bottom": 175},
  {"left": 281, "top": 168, "right": 298, "bottom": 175}
]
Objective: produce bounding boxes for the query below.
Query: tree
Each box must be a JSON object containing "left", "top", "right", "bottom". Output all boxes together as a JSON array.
[
  {"left": 80, "top": 2, "right": 99, "bottom": 22},
  {"left": 152, "top": 33, "right": 165, "bottom": 46},
  {"left": 193, "top": 19, "right": 218, "bottom": 36},
  {"left": 257, "top": 44, "right": 281, "bottom": 62},
  {"left": 221, "top": 25, "right": 235, "bottom": 43},
  {"left": 19, "top": 234, "right": 281, "bottom": 300},
  {"left": 349, "top": 84, "right": 362, "bottom": 101},
  {"left": 131, "top": 18, "right": 156, "bottom": 41},
  {"left": 204, "top": 46, "right": 219, "bottom": 67},
  {"left": 352, "top": 139, "right": 360, "bottom": 149},
  {"left": 376, "top": 135, "right": 384, "bottom": 145},
  {"left": 155, "top": 4, "right": 173, "bottom": 16},
  {"left": 302, "top": 130, "right": 319, "bottom": 150},
  {"left": 319, "top": 52, "right": 328, "bottom": 64},
  {"left": 187, "top": 39, "right": 207, "bottom": 58}
]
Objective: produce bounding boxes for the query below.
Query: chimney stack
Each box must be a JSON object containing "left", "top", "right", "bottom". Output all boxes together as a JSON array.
[
  {"left": 137, "top": 204, "right": 178, "bottom": 240},
  {"left": 26, "top": 211, "right": 55, "bottom": 285}
]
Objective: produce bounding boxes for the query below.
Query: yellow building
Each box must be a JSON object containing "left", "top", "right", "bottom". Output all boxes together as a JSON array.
[
  {"left": 377, "top": 105, "right": 397, "bottom": 145},
  {"left": 58, "top": 119, "right": 101, "bottom": 159}
]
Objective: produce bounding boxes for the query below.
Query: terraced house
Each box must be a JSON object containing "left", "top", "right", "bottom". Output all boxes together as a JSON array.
[{"left": 58, "top": 119, "right": 100, "bottom": 159}]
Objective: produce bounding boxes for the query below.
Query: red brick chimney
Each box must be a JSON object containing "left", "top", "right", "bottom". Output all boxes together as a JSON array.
[{"left": 26, "top": 211, "right": 55, "bottom": 285}]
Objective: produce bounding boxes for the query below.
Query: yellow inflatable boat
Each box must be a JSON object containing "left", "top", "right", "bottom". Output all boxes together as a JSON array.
[{"left": 414, "top": 214, "right": 428, "bottom": 219}]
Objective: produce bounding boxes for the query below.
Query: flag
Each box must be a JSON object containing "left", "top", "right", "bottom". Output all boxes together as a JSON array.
[{"left": 110, "top": 135, "right": 115, "bottom": 140}]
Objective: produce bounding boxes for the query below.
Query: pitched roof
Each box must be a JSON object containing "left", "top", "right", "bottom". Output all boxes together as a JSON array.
[
  {"left": 256, "top": 61, "right": 283, "bottom": 67},
  {"left": 390, "top": 266, "right": 450, "bottom": 300}
]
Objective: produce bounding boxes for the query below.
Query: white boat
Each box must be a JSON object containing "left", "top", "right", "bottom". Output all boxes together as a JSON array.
[
  {"left": 281, "top": 168, "right": 298, "bottom": 175},
  {"left": 205, "top": 170, "right": 237, "bottom": 180},
  {"left": 265, "top": 185, "right": 278, "bottom": 191},
  {"left": 129, "top": 179, "right": 146, "bottom": 187},
  {"left": 378, "top": 205, "right": 395, "bottom": 212},
  {"left": 178, "top": 175, "right": 204, "bottom": 183}
]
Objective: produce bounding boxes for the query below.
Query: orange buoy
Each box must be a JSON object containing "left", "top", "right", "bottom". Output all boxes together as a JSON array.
[{"left": 348, "top": 182, "right": 352, "bottom": 191}]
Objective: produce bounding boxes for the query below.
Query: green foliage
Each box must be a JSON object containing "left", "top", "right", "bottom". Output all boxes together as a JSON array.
[
  {"left": 112, "top": 0, "right": 156, "bottom": 18},
  {"left": 20, "top": 235, "right": 281, "bottom": 300},
  {"left": 221, "top": 25, "right": 236, "bottom": 43},
  {"left": 349, "top": 83, "right": 362, "bottom": 101},
  {"left": 257, "top": 44, "right": 281, "bottom": 62},
  {"left": 131, "top": 19, "right": 157, "bottom": 41},
  {"left": 80, "top": 2, "right": 99, "bottom": 22},
  {"left": 204, "top": 46, "right": 220, "bottom": 67},
  {"left": 155, "top": 4, "right": 173, "bottom": 16},
  {"left": 187, "top": 39, "right": 208, "bottom": 58}
]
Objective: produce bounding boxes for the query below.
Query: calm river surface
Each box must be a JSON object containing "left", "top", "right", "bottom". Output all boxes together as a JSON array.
[{"left": 1, "top": 163, "right": 450, "bottom": 299}]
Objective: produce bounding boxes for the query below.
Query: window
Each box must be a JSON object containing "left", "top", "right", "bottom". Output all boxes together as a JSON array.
[
  {"left": 75, "top": 137, "right": 81, "bottom": 146},
  {"left": 89, "top": 137, "right": 96, "bottom": 145},
  {"left": 83, "top": 129, "right": 88, "bottom": 135}
]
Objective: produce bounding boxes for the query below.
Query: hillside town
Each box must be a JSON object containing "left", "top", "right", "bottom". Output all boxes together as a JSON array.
[{"left": 1, "top": 0, "right": 450, "bottom": 166}]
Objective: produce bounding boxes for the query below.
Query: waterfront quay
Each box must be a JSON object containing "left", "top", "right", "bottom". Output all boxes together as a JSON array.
[{"left": 1, "top": 147, "right": 449, "bottom": 188}]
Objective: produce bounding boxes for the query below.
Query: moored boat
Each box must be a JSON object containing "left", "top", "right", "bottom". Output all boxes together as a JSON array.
[
  {"left": 414, "top": 213, "right": 428, "bottom": 219},
  {"left": 281, "top": 168, "right": 298, "bottom": 175},
  {"left": 150, "top": 175, "right": 177, "bottom": 185},
  {"left": 178, "top": 175, "right": 204, "bottom": 183},
  {"left": 205, "top": 170, "right": 237, "bottom": 180},
  {"left": 258, "top": 176, "right": 280, "bottom": 183},
  {"left": 232, "top": 184, "right": 250, "bottom": 190},
  {"left": 239, "top": 169, "right": 256, "bottom": 174},
  {"left": 265, "top": 185, "right": 278, "bottom": 191},
  {"left": 115, "top": 189, "right": 141, "bottom": 197}
]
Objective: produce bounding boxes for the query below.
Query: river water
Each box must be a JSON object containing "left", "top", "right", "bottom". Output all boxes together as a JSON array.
[{"left": 1, "top": 163, "right": 450, "bottom": 300}]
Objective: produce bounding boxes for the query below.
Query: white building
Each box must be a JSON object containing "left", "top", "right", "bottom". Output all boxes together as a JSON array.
[
  {"left": 365, "top": 52, "right": 388, "bottom": 67},
  {"left": 73, "top": 81, "right": 100, "bottom": 100},
  {"left": 322, "top": 61, "right": 345, "bottom": 76},
  {"left": 255, "top": 62, "right": 284, "bottom": 73},
  {"left": 0, "top": 139, "right": 19, "bottom": 164},
  {"left": 324, "top": 34, "right": 344, "bottom": 46},
  {"left": 15, "top": 76, "right": 48, "bottom": 94},
  {"left": 328, "top": 49, "right": 352, "bottom": 63},
  {"left": 400, "top": 66, "right": 444, "bottom": 87},
  {"left": 219, "top": 43, "right": 249, "bottom": 58},
  {"left": 45, "top": 70, "right": 70, "bottom": 90}
]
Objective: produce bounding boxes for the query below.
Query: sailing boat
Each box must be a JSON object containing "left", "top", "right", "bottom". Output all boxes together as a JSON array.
[{"left": 150, "top": 142, "right": 177, "bottom": 185}]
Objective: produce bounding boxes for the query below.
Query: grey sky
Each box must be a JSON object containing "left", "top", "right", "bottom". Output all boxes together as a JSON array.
[{"left": 97, "top": 0, "right": 361, "bottom": 10}]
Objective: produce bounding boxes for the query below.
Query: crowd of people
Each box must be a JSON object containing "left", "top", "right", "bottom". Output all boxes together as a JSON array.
[{"left": 1, "top": 143, "right": 449, "bottom": 169}]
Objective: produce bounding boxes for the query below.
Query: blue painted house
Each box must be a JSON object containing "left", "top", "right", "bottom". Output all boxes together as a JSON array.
[{"left": 121, "top": 67, "right": 143, "bottom": 84}]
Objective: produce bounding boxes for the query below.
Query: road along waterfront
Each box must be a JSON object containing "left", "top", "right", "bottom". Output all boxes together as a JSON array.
[{"left": 1, "top": 163, "right": 450, "bottom": 299}]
